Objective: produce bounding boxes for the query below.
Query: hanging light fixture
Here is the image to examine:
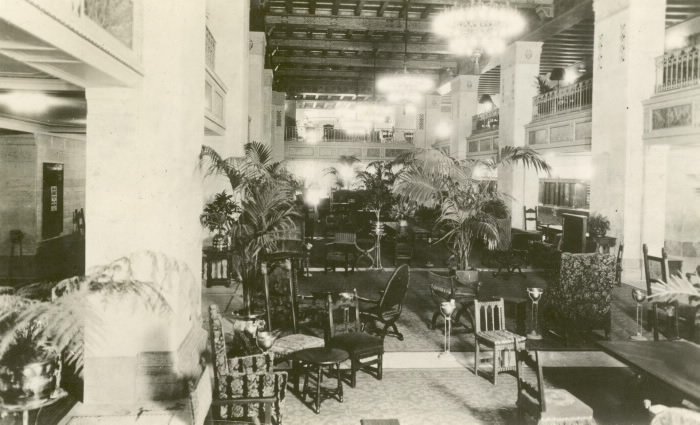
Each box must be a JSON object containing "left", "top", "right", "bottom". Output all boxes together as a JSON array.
[
  {"left": 432, "top": 0, "right": 526, "bottom": 57},
  {"left": 376, "top": 0, "right": 435, "bottom": 105}
]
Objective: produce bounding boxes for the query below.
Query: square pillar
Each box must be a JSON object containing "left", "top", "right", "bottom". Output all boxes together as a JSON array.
[
  {"left": 248, "top": 32, "right": 266, "bottom": 144},
  {"left": 82, "top": 0, "right": 206, "bottom": 409},
  {"left": 450, "top": 75, "right": 480, "bottom": 159},
  {"left": 497, "top": 41, "right": 543, "bottom": 229},
  {"left": 414, "top": 95, "right": 442, "bottom": 149},
  {"left": 263, "top": 70, "right": 273, "bottom": 146},
  {"left": 271, "top": 91, "right": 285, "bottom": 161},
  {"left": 590, "top": 0, "right": 666, "bottom": 282}
]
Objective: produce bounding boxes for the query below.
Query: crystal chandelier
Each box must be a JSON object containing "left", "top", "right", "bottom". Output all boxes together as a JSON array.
[
  {"left": 376, "top": 0, "right": 435, "bottom": 104},
  {"left": 432, "top": 0, "right": 526, "bottom": 56}
]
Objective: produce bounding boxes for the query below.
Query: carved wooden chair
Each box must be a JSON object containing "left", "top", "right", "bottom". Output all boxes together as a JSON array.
[
  {"left": 325, "top": 289, "right": 384, "bottom": 388},
  {"left": 208, "top": 304, "right": 286, "bottom": 424},
  {"left": 359, "top": 264, "right": 411, "bottom": 341},
  {"left": 474, "top": 298, "right": 526, "bottom": 384}
]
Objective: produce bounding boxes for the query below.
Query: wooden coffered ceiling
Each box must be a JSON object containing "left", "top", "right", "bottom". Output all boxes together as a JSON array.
[{"left": 256, "top": 0, "right": 700, "bottom": 106}]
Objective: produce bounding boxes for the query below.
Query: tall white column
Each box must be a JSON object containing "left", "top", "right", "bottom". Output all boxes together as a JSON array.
[
  {"left": 414, "top": 94, "right": 441, "bottom": 149},
  {"left": 207, "top": 0, "right": 249, "bottom": 157},
  {"left": 271, "top": 91, "right": 285, "bottom": 161},
  {"left": 497, "top": 41, "right": 543, "bottom": 229},
  {"left": 641, "top": 144, "right": 669, "bottom": 254},
  {"left": 248, "top": 32, "right": 266, "bottom": 144},
  {"left": 450, "top": 75, "right": 479, "bottom": 159},
  {"left": 84, "top": 0, "right": 206, "bottom": 406},
  {"left": 263, "top": 70, "right": 273, "bottom": 146},
  {"left": 590, "top": 0, "right": 666, "bottom": 283}
]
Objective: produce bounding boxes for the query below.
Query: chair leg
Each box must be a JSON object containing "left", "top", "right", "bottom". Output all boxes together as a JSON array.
[
  {"left": 302, "top": 366, "right": 309, "bottom": 401},
  {"left": 377, "top": 353, "right": 383, "bottom": 380},
  {"left": 390, "top": 322, "right": 403, "bottom": 341},
  {"left": 350, "top": 357, "right": 357, "bottom": 388},
  {"left": 314, "top": 365, "right": 322, "bottom": 414},
  {"left": 492, "top": 347, "right": 498, "bottom": 385},
  {"left": 474, "top": 337, "right": 479, "bottom": 376}
]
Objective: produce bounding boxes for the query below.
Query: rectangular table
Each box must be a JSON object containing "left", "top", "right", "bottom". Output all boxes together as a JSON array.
[{"left": 597, "top": 340, "right": 700, "bottom": 406}]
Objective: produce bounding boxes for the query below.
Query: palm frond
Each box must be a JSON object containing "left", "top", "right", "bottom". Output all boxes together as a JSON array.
[
  {"left": 648, "top": 274, "right": 700, "bottom": 305},
  {"left": 492, "top": 146, "right": 552, "bottom": 175}
]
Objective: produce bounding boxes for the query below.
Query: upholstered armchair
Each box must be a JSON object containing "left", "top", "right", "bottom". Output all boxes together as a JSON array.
[
  {"left": 543, "top": 252, "right": 616, "bottom": 341},
  {"left": 209, "top": 305, "right": 288, "bottom": 424}
]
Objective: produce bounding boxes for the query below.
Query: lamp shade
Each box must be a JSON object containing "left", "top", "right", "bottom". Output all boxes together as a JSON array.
[{"left": 479, "top": 94, "right": 493, "bottom": 104}]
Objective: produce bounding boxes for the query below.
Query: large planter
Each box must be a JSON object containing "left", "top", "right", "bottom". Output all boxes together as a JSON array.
[
  {"left": 212, "top": 233, "right": 229, "bottom": 251},
  {"left": 0, "top": 350, "right": 61, "bottom": 406},
  {"left": 455, "top": 269, "right": 479, "bottom": 285}
]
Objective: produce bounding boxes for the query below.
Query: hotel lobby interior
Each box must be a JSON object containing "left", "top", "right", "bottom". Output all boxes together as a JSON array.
[{"left": 1, "top": 0, "right": 700, "bottom": 424}]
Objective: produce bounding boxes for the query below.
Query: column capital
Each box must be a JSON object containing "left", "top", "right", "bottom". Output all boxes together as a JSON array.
[
  {"left": 250, "top": 31, "right": 266, "bottom": 56},
  {"left": 503, "top": 41, "right": 543, "bottom": 67},
  {"left": 450, "top": 74, "right": 479, "bottom": 93}
]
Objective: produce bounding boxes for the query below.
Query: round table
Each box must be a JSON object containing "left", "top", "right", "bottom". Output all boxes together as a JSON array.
[{"left": 290, "top": 347, "right": 349, "bottom": 414}]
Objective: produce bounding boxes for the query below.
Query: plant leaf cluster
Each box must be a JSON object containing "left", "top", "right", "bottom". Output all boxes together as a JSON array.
[{"left": 393, "top": 146, "right": 550, "bottom": 270}]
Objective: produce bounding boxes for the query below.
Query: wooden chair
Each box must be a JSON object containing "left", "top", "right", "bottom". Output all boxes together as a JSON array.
[
  {"left": 473, "top": 298, "right": 526, "bottom": 384},
  {"left": 392, "top": 233, "right": 414, "bottom": 266},
  {"left": 359, "top": 264, "right": 411, "bottom": 341},
  {"left": 643, "top": 244, "right": 678, "bottom": 341},
  {"left": 523, "top": 206, "right": 538, "bottom": 231},
  {"left": 325, "top": 289, "right": 384, "bottom": 388},
  {"left": 261, "top": 260, "right": 325, "bottom": 359},
  {"left": 514, "top": 342, "right": 595, "bottom": 425},
  {"left": 325, "top": 232, "right": 359, "bottom": 273},
  {"left": 428, "top": 271, "right": 480, "bottom": 331},
  {"left": 208, "top": 305, "right": 286, "bottom": 424}
]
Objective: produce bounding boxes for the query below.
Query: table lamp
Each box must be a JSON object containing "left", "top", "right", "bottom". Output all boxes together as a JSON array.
[
  {"left": 630, "top": 288, "right": 647, "bottom": 341},
  {"left": 527, "top": 287, "right": 544, "bottom": 340}
]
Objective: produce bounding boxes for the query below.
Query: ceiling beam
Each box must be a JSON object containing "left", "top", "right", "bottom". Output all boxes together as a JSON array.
[
  {"left": 309, "top": 0, "right": 316, "bottom": 14},
  {"left": 332, "top": 0, "right": 341, "bottom": 15},
  {"left": 421, "top": 5, "right": 434, "bottom": 19},
  {"left": 268, "top": 38, "right": 449, "bottom": 54},
  {"left": 275, "top": 69, "right": 381, "bottom": 79},
  {"left": 520, "top": 0, "right": 593, "bottom": 42},
  {"left": 355, "top": 0, "right": 366, "bottom": 16},
  {"left": 271, "top": 55, "right": 456, "bottom": 70},
  {"left": 265, "top": 14, "right": 432, "bottom": 32},
  {"left": 377, "top": 1, "right": 390, "bottom": 17}
]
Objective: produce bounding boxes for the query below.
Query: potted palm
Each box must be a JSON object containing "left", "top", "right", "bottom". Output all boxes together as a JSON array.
[
  {"left": 588, "top": 212, "right": 610, "bottom": 237},
  {"left": 356, "top": 160, "right": 397, "bottom": 231},
  {"left": 200, "top": 142, "right": 300, "bottom": 314},
  {"left": 394, "top": 146, "right": 550, "bottom": 282},
  {"left": 200, "top": 191, "right": 240, "bottom": 251}
]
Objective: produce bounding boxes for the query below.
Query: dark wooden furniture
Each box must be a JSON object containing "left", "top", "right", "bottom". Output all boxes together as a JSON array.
[
  {"left": 359, "top": 264, "right": 411, "bottom": 340},
  {"left": 560, "top": 213, "right": 587, "bottom": 253},
  {"left": 428, "top": 272, "right": 480, "bottom": 332},
  {"left": 598, "top": 340, "right": 700, "bottom": 406},
  {"left": 203, "top": 247, "right": 232, "bottom": 288},
  {"left": 324, "top": 289, "right": 384, "bottom": 388},
  {"left": 383, "top": 222, "right": 428, "bottom": 266},
  {"left": 325, "top": 232, "right": 359, "bottom": 272},
  {"left": 523, "top": 206, "right": 538, "bottom": 231},
  {"left": 515, "top": 344, "right": 596, "bottom": 425},
  {"left": 486, "top": 219, "right": 528, "bottom": 279},
  {"left": 291, "top": 347, "right": 349, "bottom": 414},
  {"left": 473, "top": 298, "right": 526, "bottom": 384}
]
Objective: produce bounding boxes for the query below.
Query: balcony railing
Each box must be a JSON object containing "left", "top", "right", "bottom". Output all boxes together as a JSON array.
[
  {"left": 532, "top": 79, "right": 592, "bottom": 120},
  {"left": 656, "top": 44, "right": 700, "bottom": 93},
  {"left": 285, "top": 127, "right": 415, "bottom": 144},
  {"left": 205, "top": 26, "right": 216, "bottom": 70},
  {"left": 472, "top": 109, "right": 500, "bottom": 134}
]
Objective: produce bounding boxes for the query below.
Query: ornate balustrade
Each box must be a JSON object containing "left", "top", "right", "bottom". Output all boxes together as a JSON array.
[
  {"left": 656, "top": 44, "right": 700, "bottom": 93},
  {"left": 532, "top": 80, "right": 592, "bottom": 120},
  {"left": 285, "top": 127, "right": 415, "bottom": 144},
  {"left": 472, "top": 109, "right": 500, "bottom": 134},
  {"left": 205, "top": 26, "right": 216, "bottom": 70}
]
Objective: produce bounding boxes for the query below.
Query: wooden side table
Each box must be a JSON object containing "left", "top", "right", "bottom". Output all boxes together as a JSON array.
[
  {"left": 291, "top": 347, "right": 349, "bottom": 414},
  {"left": 591, "top": 236, "right": 617, "bottom": 254},
  {"left": 203, "top": 247, "right": 232, "bottom": 288}
]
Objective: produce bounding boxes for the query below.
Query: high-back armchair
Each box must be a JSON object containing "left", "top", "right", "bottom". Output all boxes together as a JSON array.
[
  {"left": 208, "top": 305, "right": 288, "bottom": 424},
  {"left": 359, "top": 264, "right": 411, "bottom": 340},
  {"left": 543, "top": 252, "right": 616, "bottom": 342}
]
